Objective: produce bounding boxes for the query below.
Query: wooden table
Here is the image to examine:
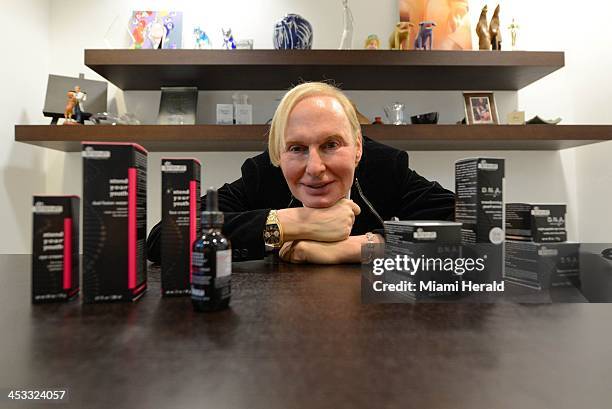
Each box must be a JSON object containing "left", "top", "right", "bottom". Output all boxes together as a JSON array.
[{"left": 1, "top": 255, "right": 611, "bottom": 409}]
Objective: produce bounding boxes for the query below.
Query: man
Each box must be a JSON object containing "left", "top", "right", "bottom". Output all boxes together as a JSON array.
[{"left": 146, "top": 82, "right": 455, "bottom": 264}]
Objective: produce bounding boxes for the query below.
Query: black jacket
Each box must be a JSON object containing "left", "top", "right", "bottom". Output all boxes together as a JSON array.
[{"left": 146, "top": 136, "right": 455, "bottom": 263}]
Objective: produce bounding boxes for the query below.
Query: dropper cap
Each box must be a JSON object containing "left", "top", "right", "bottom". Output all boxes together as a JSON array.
[{"left": 202, "top": 188, "right": 224, "bottom": 227}]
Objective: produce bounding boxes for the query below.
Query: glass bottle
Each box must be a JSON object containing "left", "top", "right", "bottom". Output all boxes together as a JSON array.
[{"left": 191, "top": 188, "right": 231, "bottom": 312}]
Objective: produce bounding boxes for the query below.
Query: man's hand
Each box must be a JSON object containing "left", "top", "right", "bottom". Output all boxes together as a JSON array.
[{"left": 277, "top": 198, "right": 361, "bottom": 243}]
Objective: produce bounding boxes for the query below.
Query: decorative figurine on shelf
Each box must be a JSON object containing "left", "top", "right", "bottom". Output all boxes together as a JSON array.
[
  {"left": 508, "top": 18, "right": 519, "bottom": 50},
  {"left": 364, "top": 34, "right": 380, "bottom": 49},
  {"left": 338, "top": 0, "right": 354, "bottom": 49},
  {"left": 273, "top": 14, "right": 313, "bottom": 49},
  {"left": 489, "top": 5, "right": 502, "bottom": 50},
  {"left": 64, "top": 91, "right": 77, "bottom": 123},
  {"left": 193, "top": 27, "right": 212, "bottom": 49},
  {"left": 389, "top": 22, "right": 414, "bottom": 50},
  {"left": 222, "top": 28, "right": 237, "bottom": 49},
  {"left": 414, "top": 21, "right": 436, "bottom": 50},
  {"left": 476, "top": 5, "right": 491, "bottom": 50},
  {"left": 72, "top": 85, "right": 87, "bottom": 124}
]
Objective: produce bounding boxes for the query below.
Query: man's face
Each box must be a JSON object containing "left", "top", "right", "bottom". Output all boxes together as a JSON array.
[
  {"left": 280, "top": 95, "right": 362, "bottom": 208},
  {"left": 74, "top": 86, "right": 80, "bottom": 93}
]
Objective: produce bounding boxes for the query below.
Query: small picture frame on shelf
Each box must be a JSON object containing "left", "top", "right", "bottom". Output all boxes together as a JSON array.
[{"left": 463, "top": 92, "right": 498, "bottom": 125}]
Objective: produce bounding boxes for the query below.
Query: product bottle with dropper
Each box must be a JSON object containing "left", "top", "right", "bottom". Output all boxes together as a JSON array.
[{"left": 191, "top": 188, "right": 231, "bottom": 312}]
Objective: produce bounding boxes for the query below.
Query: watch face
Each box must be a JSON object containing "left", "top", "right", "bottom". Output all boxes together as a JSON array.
[{"left": 264, "top": 224, "right": 281, "bottom": 246}]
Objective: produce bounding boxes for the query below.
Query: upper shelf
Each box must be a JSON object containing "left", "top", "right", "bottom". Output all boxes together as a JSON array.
[
  {"left": 15, "top": 124, "right": 611, "bottom": 152},
  {"left": 84, "top": 49, "right": 565, "bottom": 91}
]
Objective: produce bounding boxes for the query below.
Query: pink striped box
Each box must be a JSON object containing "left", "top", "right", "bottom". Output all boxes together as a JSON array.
[
  {"left": 82, "top": 142, "right": 148, "bottom": 303},
  {"left": 161, "top": 158, "right": 201, "bottom": 296},
  {"left": 31, "top": 196, "right": 80, "bottom": 303}
]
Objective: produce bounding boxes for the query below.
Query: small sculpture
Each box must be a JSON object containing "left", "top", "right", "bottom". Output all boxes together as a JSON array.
[
  {"left": 508, "top": 18, "right": 519, "bottom": 50},
  {"left": 489, "top": 5, "right": 502, "bottom": 50},
  {"left": 193, "top": 27, "right": 212, "bottom": 49},
  {"left": 414, "top": 21, "right": 436, "bottom": 50},
  {"left": 72, "top": 85, "right": 87, "bottom": 124},
  {"left": 364, "top": 34, "right": 380, "bottom": 49},
  {"left": 476, "top": 5, "right": 491, "bottom": 50},
  {"left": 64, "top": 92, "right": 77, "bottom": 122},
  {"left": 338, "top": 0, "right": 354, "bottom": 49},
  {"left": 222, "top": 28, "right": 236, "bottom": 49},
  {"left": 273, "top": 14, "right": 313, "bottom": 50},
  {"left": 389, "top": 22, "right": 414, "bottom": 50}
]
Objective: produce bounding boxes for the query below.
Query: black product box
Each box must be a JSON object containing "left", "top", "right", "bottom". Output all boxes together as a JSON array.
[
  {"left": 161, "top": 158, "right": 201, "bottom": 296},
  {"left": 455, "top": 158, "right": 505, "bottom": 244},
  {"left": 31, "top": 196, "right": 80, "bottom": 303},
  {"left": 506, "top": 203, "right": 567, "bottom": 243},
  {"left": 505, "top": 240, "right": 580, "bottom": 290},
  {"left": 384, "top": 221, "right": 463, "bottom": 299},
  {"left": 82, "top": 142, "right": 148, "bottom": 303},
  {"left": 455, "top": 158, "right": 505, "bottom": 284}
]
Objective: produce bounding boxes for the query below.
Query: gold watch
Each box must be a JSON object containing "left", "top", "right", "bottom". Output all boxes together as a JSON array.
[{"left": 264, "top": 210, "right": 284, "bottom": 249}]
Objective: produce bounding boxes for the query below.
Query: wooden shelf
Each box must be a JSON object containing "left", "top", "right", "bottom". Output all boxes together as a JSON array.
[
  {"left": 84, "top": 49, "right": 565, "bottom": 91},
  {"left": 15, "top": 125, "right": 612, "bottom": 152}
]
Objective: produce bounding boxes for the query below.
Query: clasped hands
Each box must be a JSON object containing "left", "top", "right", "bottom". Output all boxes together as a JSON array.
[{"left": 276, "top": 199, "right": 382, "bottom": 264}]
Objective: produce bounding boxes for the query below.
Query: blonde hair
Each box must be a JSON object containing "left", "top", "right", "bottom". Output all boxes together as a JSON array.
[{"left": 268, "top": 82, "right": 362, "bottom": 166}]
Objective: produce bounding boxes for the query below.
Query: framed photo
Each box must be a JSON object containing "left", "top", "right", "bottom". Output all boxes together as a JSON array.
[{"left": 463, "top": 92, "right": 499, "bottom": 125}]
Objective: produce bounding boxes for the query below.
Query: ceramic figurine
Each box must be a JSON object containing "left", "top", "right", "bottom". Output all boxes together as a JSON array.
[
  {"left": 193, "top": 27, "right": 212, "bottom": 49},
  {"left": 222, "top": 28, "right": 237, "bottom": 50},
  {"left": 72, "top": 85, "right": 87, "bottom": 124},
  {"left": 414, "top": 21, "right": 436, "bottom": 50},
  {"left": 508, "top": 18, "right": 519, "bottom": 50},
  {"left": 364, "top": 34, "right": 380, "bottom": 49},
  {"left": 476, "top": 5, "right": 490, "bottom": 50},
  {"left": 64, "top": 91, "right": 77, "bottom": 121},
  {"left": 273, "top": 14, "right": 313, "bottom": 49},
  {"left": 489, "top": 5, "right": 501, "bottom": 50},
  {"left": 339, "top": 0, "right": 354, "bottom": 49},
  {"left": 389, "top": 22, "right": 414, "bottom": 50}
]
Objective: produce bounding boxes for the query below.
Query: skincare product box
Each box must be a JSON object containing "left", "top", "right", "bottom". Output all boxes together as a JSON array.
[
  {"left": 455, "top": 158, "right": 505, "bottom": 244},
  {"left": 384, "top": 220, "right": 462, "bottom": 249},
  {"left": 82, "top": 142, "right": 148, "bottom": 303},
  {"left": 506, "top": 203, "right": 567, "bottom": 243},
  {"left": 455, "top": 158, "right": 505, "bottom": 284},
  {"left": 505, "top": 240, "right": 580, "bottom": 290},
  {"left": 234, "top": 104, "right": 253, "bottom": 124},
  {"left": 31, "top": 196, "right": 80, "bottom": 303},
  {"left": 161, "top": 158, "right": 201, "bottom": 296},
  {"left": 216, "top": 104, "right": 233, "bottom": 125},
  {"left": 383, "top": 220, "right": 463, "bottom": 299}
]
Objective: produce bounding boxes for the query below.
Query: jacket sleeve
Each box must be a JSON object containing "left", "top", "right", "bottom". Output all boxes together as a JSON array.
[
  {"left": 393, "top": 151, "right": 456, "bottom": 221},
  {"left": 146, "top": 175, "right": 270, "bottom": 264}
]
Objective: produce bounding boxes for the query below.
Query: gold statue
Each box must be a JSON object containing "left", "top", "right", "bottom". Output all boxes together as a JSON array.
[
  {"left": 389, "top": 21, "right": 414, "bottom": 50},
  {"left": 508, "top": 18, "right": 519, "bottom": 50},
  {"left": 489, "top": 5, "right": 501, "bottom": 50},
  {"left": 476, "top": 5, "right": 490, "bottom": 50}
]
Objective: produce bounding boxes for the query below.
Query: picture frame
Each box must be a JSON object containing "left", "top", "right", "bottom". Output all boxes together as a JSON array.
[{"left": 463, "top": 92, "right": 499, "bottom": 125}]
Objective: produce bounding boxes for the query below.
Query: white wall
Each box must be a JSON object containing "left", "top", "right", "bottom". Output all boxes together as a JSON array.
[
  {"left": 0, "top": 0, "right": 50, "bottom": 254},
  {"left": 4, "top": 0, "right": 612, "bottom": 253}
]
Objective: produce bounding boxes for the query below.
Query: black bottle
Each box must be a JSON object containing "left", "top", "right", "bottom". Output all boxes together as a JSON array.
[{"left": 191, "top": 188, "right": 231, "bottom": 312}]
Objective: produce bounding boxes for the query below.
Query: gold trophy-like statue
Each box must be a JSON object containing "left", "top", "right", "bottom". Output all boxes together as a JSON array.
[
  {"left": 476, "top": 4, "right": 502, "bottom": 51},
  {"left": 476, "top": 5, "right": 490, "bottom": 50}
]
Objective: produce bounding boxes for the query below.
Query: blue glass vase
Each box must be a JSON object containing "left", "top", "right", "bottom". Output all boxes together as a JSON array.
[{"left": 273, "top": 13, "right": 313, "bottom": 50}]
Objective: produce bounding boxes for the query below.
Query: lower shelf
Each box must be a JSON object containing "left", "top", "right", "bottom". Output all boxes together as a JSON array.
[{"left": 14, "top": 124, "right": 612, "bottom": 152}]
